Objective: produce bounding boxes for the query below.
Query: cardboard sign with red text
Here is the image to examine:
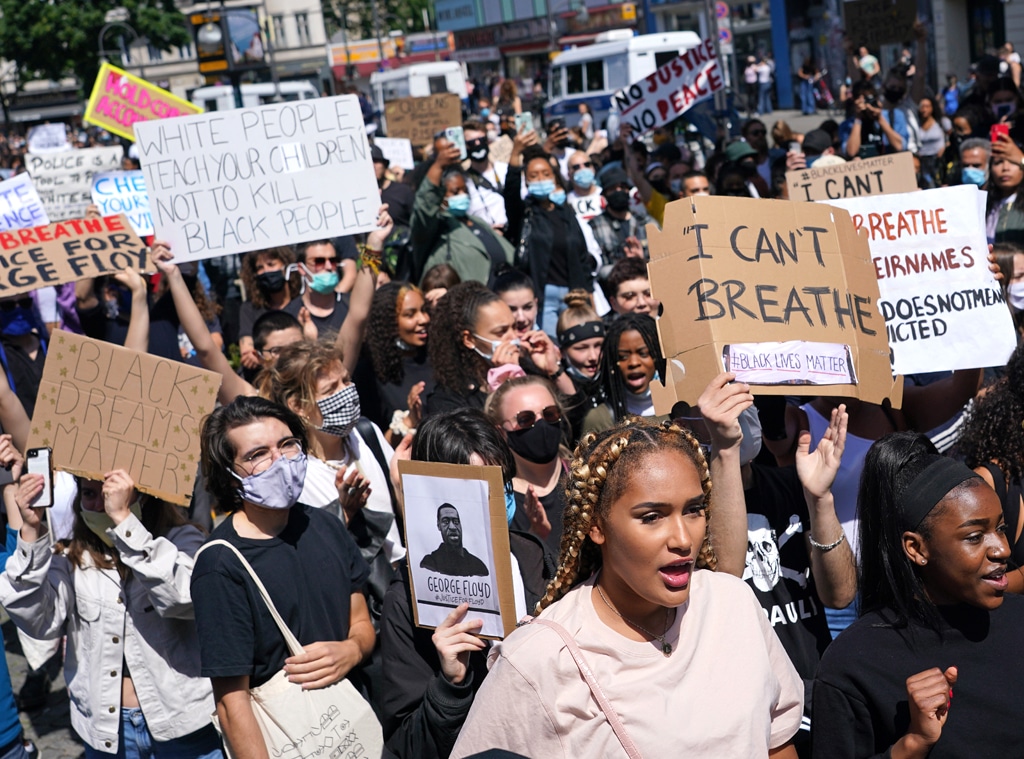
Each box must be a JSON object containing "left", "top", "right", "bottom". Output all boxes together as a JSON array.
[
  {"left": 85, "top": 62, "right": 203, "bottom": 142},
  {"left": 829, "top": 186, "right": 1017, "bottom": 374},
  {"left": 646, "top": 195, "right": 902, "bottom": 411},
  {"left": 28, "top": 331, "right": 221, "bottom": 505},
  {"left": 0, "top": 215, "right": 148, "bottom": 297},
  {"left": 613, "top": 39, "right": 724, "bottom": 133}
]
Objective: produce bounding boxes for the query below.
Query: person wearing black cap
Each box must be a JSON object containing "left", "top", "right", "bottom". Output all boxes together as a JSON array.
[
  {"left": 812, "top": 432, "right": 1024, "bottom": 758},
  {"left": 588, "top": 167, "right": 649, "bottom": 279},
  {"left": 801, "top": 128, "right": 839, "bottom": 167},
  {"left": 372, "top": 144, "right": 414, "bottom": 229}
]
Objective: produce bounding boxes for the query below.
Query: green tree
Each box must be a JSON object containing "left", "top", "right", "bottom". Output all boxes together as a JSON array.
[{"left": 0, "top": 0, "right": 191, "bottom": 89}]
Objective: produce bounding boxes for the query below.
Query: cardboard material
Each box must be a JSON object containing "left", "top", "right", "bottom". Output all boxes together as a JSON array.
[
  {"left": 0, "top": 215, "right": 148, "bottom": 297},
  {"left": 384, "top": 94, "right": 462, "bottom": 146},
  {"left": 134, "top": 95, "right": 379, "bottom": 261},
  {"left": 84, "top": 62, "right": 204, "bottom": 142},
  {"left": 828, "top": 186, "right": 1017, "bottom": 374},
  {"left": 373, "top": 137, "right": 415, "bottom": 170},
  {"left": 844, "top": 0, "right": 917, "bottom": 53},
  {"left": 26, "top": 147, "right": 125, "bottom": 221},
  {"left": 786, "top": 152, "right": 917, "bottom": 202},
  {"left": 0, "top": 174, "right": 49, "bottom": 232},
  {"left": 91, "top": 171, "right": 153, "bottom": 237},
  {"left": 613, "top": 39, "right": 724, "bottom": 133},
  {"left": 398, "top": 459, "right": 517, "bottom": 640},
  {"left": 647, "top": 195, "right": 902, "bottom": 411},
  {"left": 27, "top": 331, "right": 221, "bottom": 506}
]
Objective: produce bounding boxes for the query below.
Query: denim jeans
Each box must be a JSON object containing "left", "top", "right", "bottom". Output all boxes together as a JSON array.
[
  {"left": 800, "top": 78, "right": 816, "bottom": 114},
  {"left": 83, "top": 708, "right": 223, "bottom": 759},
  {"left": 758, "top": 82, "right": 773, "bottom": 115},
  {"left": 0, "top": 737, "right": 29, "bottom": 759},
  {"left": 541, "top": 283, "right": 569, "bottom": 338}
]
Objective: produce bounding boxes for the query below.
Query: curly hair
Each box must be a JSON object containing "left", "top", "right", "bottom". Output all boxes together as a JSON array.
[
  {"left": 240, "top": 247, "right": 297, "bottom": 309},
  {"left": 536, "top": 417, "right": 715, "bottom": 613},
  {"left": 598, "top": 313, "right": 665, "bottom": 422},
  {"left": 428, "top": 281, "right": 499, "bottom": 396},
  {"left": 959, "top": 342, "right": 1024, "bottom": 484},
  {"left": 367, "top": 281, "right": 423, "bottom": 385}
]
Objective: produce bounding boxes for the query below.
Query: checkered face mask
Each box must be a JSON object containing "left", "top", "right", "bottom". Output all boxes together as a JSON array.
[{"left": 316, "top": 384, "right": 361, "bottom": 438}]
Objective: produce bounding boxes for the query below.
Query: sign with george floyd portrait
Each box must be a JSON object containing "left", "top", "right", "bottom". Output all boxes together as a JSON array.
[
  {"left": 398, "top": 460, "right": 517, "bottom": 639},
  {"left": 647, "top": 195, "right": 903, "bottom": 412}
]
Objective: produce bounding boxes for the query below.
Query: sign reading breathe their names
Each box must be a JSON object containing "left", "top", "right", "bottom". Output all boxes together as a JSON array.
[
  {"left": 134, "top": 95, "right": 379, "bottom": 261},
  {"left": 829, "top": 185, "right": 1018, "bottom": 374},
  {"left": 27, "top": 146, "right": 125, "bottom": 221},
  {"left": 28, "top": 331, "right": 222, "bottom": 506},
  {"left": 91, "top": 171, "right": 153, "bottom": 237},
  {"left": 0, "top": 174, "right": 49, "bottom": 232}
]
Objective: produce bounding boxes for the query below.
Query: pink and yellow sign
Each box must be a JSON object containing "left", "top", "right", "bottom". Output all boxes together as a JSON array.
[{"left": 84, "top": 62, "right": 203, "bottom": 142}]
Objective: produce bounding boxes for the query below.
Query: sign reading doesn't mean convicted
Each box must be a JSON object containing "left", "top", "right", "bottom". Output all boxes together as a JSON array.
[{"left": 133, "top": 94, "right": 380, "bottom": 262}]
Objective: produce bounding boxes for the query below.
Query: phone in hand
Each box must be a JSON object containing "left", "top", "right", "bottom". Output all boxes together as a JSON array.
[
  {"left": 514, "top": 112, "right": 534, "bottom": 135},
  {"left": 994, "top": 103, "right": 1015, "bottom": 122},
  {"left": 444, "top": 126, "right": 467, "bottom": 160},
  {"left": 991, "top": 123, "right": 1011, "bottom": 143},
  {"left": 26, "top": 447, "right": 53, "bottom": 508}
]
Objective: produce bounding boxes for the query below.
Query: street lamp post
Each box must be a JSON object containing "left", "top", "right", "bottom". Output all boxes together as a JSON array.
[{"left": 98, "top": 19, "right": 144, "bottom": 80}]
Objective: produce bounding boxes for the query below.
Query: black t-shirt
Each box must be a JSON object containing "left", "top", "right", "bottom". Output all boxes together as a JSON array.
[
  {"left": 512, "top": 484, "right": 565, "bottom": 556},
  {"left": 813, "top": 597, "right": 1024, "bottom": 758},
  {"left": 356, "top": 350, "right": 435, "bottom": 430},
  {"left": 743, "top": 464, "right": 833, "bottom": 689},
  {"left": 284, "top": 294, "right": 349, "bottom": 338},
  {"left": 381, "top": 181, "right": 415, "bottom": 229},
  {"left": 541, "top": 206, "right": 569, "bottom": 287},
  {"left": 0, "top": 337, "right": 44, "bottom": 417},
  {"left": 191, "top": 504, "right": 370, "bottom": 687},
  {"left": 238, "top": 301, "right": 270, "bottom": 342}
]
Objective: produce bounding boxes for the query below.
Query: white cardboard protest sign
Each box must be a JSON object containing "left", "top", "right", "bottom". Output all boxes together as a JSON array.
[
  {"left": 829, "top": 185, "right": 1017, "bottom": 374},
  {"left": 0, "top": 174, "right": 50, "bottom": 231},
  {"left": 91, "top": 170, "right": 153, "bottom": 237},
  {"left": 373, "top": 137, "right": 415, "bottom": 170},
  {"left": 613, "top": 39, "right": 724, "bottom": 133},
  {"left": 27, "top": 124, "right": 70, "bottom": 154},
  {"left": 723, "top": 341, "right": 858, "bottom": 385},
  {"left": 26, "top": 147, "right": 125, "bottom": 221},
  {"left": 134, "top": 95, "right": 379, "bottom": 261}
]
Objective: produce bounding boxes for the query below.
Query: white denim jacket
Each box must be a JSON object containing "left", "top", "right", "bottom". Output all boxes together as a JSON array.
[{"left": 0, "top": 514, "right": 215, "bottom": 753}]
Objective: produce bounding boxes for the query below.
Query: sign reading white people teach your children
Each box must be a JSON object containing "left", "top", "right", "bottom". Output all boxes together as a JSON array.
[
  {"left": 133, "top": 94, "right": 380, "bottom": 262},
  {"left": 613, "top": 38, "right": 724, "bottom": 133},
  {"left": 829, "top": 185, "right": 1018, "bottom": 375}
]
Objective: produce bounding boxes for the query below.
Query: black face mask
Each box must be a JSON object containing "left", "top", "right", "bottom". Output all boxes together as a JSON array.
[
  {"left": 606, "top": 190, "right": 630, "bottom": 212},
  {"left": 256, "top": 270, "right": 286, "bottom": 293},
  {"left": 738, "top": 160, "right": 757, "bottom": 177},
  {"left": 506, "top": 421, "right": 563, "bottom": 464},
  {"left": 467, "top": 138, "right": 488, "bottom": 162},
  {"left": 884, "top": 87, "right": 905, "bottom": 104}
]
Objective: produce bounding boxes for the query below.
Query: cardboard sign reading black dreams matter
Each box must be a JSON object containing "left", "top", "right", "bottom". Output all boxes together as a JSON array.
[{"left": 647, "top": 195, "right": 902, "bottom": 411}]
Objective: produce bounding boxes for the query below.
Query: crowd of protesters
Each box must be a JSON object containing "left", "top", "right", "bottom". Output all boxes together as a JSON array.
[{"left": 0, "top": 27, "right": 1019, "bottom": 759}]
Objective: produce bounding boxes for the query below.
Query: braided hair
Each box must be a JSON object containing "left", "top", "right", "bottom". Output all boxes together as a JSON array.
[
  {"left": 536, "top": 417, "right": 716, "bottom": 613},
  {"left": 598, "top": 313, "right": 666, "bottom": 422}
]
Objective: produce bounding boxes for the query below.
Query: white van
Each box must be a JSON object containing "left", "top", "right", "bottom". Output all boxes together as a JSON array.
[
  {"left": 370, "top": 61, "right": 468, "bottom": 124},
  {"left": 546, "top": 31, "right": 703, "bottom": 129},
  {"left": 189, "top": 81, "right": 320, "bottom": 111}
]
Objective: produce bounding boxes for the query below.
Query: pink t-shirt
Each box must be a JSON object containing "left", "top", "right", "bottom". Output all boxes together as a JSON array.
[{"left": 451, "top": 570, "right": 803, "bottom": 757}]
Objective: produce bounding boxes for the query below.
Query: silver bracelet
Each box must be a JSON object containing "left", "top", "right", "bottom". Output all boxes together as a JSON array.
[{"left": 808, "top": 531, "right": 847, "bottom": 552}]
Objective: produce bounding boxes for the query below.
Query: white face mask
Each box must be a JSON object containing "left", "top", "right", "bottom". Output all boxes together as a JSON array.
[
  {"left": 471, "top": 333, "right": 520, "bottom": 361},
  {"left": 1010, "top": 282, "right": 1024, "bottom": 312}
]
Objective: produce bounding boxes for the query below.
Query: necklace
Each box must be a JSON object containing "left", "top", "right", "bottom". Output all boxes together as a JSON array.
[{"left": 596, "top": 582, "right": 674, "bottom": 656}]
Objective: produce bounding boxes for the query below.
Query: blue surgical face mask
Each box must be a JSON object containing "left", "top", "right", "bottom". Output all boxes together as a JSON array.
[
  {"left": 309, "top": 271, "right": 340, "bottom": 294},
  {"left": 0, "top": 306, "right": 35, "bottom": 336},
  {"left": 471, "top": 333, "right": 520, "bottom": 361},
  {"left": 447, "top": 193, "right": 471, "bottom": 217},
  {"left": 504, "top": 482, "right": 516, "bottom": 525},
  {"left": 962, "top": 167, "right": 987, "bottom": 187},
  {"left": 549, "top": 189, "right": 566, "bottom": 206},
  {"left": 481, "top": 108, "right": 490, "bottom": 118},
  {"left": 527, "top": 179, "right": 556, "bottom": 197},
  {"left": 573, "top": 168, "right": 595, "bottom": 188},
  {"left": 231, "top": 452, "right": 308, "bottom": 510}
]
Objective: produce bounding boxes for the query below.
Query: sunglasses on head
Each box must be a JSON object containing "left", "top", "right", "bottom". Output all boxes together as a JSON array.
[
  {"left": 510, "top": 405, "right": 561, "bottom": 429},
  {"left": 0, "top": 298, "right": 32, "bottom": 311}
]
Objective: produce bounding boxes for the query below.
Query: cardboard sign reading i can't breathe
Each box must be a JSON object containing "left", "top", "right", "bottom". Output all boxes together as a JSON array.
[
  {"left": 28, "top": 331, "right": 222, "bottom": 505},
  {"left": 647, "top": 195, "right": 902, "bottom": 411}
]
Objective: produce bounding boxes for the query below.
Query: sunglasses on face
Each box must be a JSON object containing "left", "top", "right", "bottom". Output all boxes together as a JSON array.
[
  {"left": 307, "top": 256, "right": 340, "bottom": 268},
  {"left": 747, "top": 129, "right": 767, "bottom": 137},
  {"left": 571, "top": 161, "right": 594, "bottom": 169},
  {"left": 509, "top": 405, "right": 562, "bottom": 429}
]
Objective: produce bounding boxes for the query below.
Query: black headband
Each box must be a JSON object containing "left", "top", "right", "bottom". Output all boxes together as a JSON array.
[
  {"left": 558, "top": 320, "right": 605, "bottom": 348},
  {"left": 899, "top": 457, "right": 981, "bottom": 531}
]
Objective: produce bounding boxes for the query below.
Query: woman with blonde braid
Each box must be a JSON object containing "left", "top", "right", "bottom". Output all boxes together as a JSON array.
[{"left": 451, "top": 417, "right": 803, "bottom": 758}]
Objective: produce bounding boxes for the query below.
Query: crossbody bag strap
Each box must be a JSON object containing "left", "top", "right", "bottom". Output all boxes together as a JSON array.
[
  {"left": 195, "top": 539, "right": 304, "bottom": 657},
  {"left": 529, "top": 617, "right": 644, "bottom": 759}
]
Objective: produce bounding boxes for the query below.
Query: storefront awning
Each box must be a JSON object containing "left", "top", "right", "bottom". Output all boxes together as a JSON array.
[
  {"left": 9, "top": 102, "right": 84, "bottom": 123},
  {"left": 499, "top": 41, "right": 551, "bottom": 55}
]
